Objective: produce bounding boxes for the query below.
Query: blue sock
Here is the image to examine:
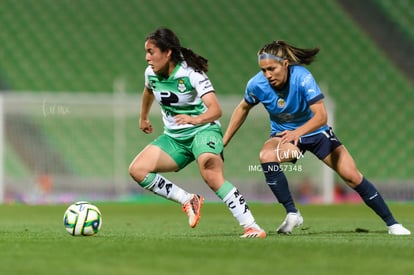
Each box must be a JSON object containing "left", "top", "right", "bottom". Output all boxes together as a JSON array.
[
  {"left": 261, "top": 162, "right": 297, "bottom": 213},
  {"left": 354, "top": 177, "right": 397, "bottom": 226}
]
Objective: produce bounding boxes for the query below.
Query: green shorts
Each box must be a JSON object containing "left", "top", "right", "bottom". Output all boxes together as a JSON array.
[{"left": 151, "top": 124, "right": 224, "bottom": 170}]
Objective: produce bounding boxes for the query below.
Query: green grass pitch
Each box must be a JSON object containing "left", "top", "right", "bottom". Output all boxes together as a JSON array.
[{"left": 0, "top": 202, "right": 413, "bottom": 275}]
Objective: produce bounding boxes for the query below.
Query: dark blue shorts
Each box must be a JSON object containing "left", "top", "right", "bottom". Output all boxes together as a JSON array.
[{"left": 271, "top": 128, "right": 342, "bottom": 161}]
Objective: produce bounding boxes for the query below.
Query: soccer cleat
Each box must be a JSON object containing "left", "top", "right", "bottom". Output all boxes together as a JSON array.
[
  {"left": 388, "top": 224, "right": 411, "bottom": 235},
  {"left": 182, "top": 194, "right": 204, "bottom": 228},
  {"left": 276, "top": 211, "right": 303, "bottom": 234},
  {"left": 240, "top": 227, "right": 267, "bottom": 238}
]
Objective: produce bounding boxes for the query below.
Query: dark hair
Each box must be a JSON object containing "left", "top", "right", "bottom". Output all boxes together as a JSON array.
[
  {"left": 258, "top": 40, "right": 320, "bottom": 65},
  {"left": 146, "top": 28, "right": 208, "bottom": 72}
]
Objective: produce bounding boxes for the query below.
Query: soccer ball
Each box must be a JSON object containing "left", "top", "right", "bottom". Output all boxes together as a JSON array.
[{"left": 63, "top": 201, "right": 102, "bottom": 236}]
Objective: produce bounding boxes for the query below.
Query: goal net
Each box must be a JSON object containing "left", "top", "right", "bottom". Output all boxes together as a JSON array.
[{"left": 0, "top": 91, "right": 335, "bottom": 204}]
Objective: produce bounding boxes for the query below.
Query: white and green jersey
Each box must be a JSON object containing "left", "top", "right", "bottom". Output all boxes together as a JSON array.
[{"left": 145, "top": 62, "right": 220, "bottom": 140}]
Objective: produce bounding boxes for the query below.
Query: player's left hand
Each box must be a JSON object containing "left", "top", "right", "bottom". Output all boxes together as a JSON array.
[{"left": 174, "top": 114, "right": 198, "bottom": 125}]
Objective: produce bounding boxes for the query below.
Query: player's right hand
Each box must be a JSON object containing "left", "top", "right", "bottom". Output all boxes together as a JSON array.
[{"left": 139, "top": 118, "right": 153, "bottom": 134}]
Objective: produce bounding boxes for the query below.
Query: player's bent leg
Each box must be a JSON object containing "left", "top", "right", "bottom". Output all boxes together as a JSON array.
[
  {"left": 197, "top": 153, "right": 225, "bottom": 192},
  {"left": 322, "top": 145, "right": 362, "bottom": 188},
  {"left": 262, "top": 161, "right": 301, "bottom": 229},
  {"left": 130, "top": 145, "right": 202, "bottom": 227},
  {"left": 259, "top": 137, "right": 300, "bottom": 163},
  {"left": 133, "top": 170, "right": 200, "bottom": 227},
  {"left": 129, "top": 144, "right": 179, "bottom": 182},
  {"left": 216, "top": 181, "right": 266, "bottom": 238},
  {"left": 197, "top": 154, "right": 266, "bottom": 238},
  {"left": 259, "top": 138, "right": 303, "bottom": 234},
  {"left": 323, "top": 146, "right": 411, "bottom": 235}
]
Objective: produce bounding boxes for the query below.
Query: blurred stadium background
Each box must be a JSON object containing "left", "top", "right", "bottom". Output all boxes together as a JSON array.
[{"left": 0, "top": 0, "right": 412, "bottom": 204}]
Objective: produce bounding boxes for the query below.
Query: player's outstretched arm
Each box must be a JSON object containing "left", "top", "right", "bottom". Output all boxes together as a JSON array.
[{"left": 223, "top": 99, "right": 254, "bottom": 147}]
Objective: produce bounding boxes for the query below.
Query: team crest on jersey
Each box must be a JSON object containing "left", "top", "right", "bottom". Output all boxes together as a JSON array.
[
  {"left": 177, "top": 79, "right": 186, "bottom": 92},
  {"left": 277, "top": 98, "right": 285, "bottom": 108}
]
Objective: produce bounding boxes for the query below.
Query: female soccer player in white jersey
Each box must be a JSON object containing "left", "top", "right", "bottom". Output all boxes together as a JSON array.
[
  {"left": 223, "top": 40, "right": 410, "bottom": 235},
  {"left": 129, "top": 28, "right": 265, "bottom": 238}
]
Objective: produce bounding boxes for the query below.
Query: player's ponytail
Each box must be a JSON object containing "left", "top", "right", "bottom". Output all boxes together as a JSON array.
[
  {"left": 146, "top": 28, "right": 208, "bottom": 72},
  {"left": 180, "top": 47, "right": 208, "bottom": 72},
  {"left": 258, "top": 40, "right": 320, "bottom": 65}
]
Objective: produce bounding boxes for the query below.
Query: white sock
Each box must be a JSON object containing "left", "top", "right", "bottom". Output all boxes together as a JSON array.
[
  {"left": 222, "top": 187, "right": 256, "bottom": 228},
  {"left": 147, "top": 174, "right": 192, "bottom": 204}
]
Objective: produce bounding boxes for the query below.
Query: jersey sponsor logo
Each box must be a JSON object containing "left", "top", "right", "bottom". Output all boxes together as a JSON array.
[
  {"left": 160, "top": 91, "right": 179, "bottom": 106},
  {"left": 203, "top": 83, "right": 212, "bottom": 89},
  {"left": 198, "top": 78, "right": 210, "bottom": 84},
  {"left": 272, "top": 113, "right": 294, "bottom": 122},
  {"left": 199, "top": 78, "right": 212, "bottom": 90}
]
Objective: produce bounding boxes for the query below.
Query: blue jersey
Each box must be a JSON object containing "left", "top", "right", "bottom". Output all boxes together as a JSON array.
[{"left": 244, "top": 65, "right": 329, "bottom": 137}]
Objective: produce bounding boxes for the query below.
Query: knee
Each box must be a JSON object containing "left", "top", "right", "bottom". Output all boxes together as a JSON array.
[
  {"left": 342, "top": 171, "right": 363, "bottom": 188},
  {"left": 201, "top": 170, "right": 224, "bottom": 192},
  {"left": 128, "top": 160, "right": 147, "bottom": 183},
  {"left": 201, "top": 169, "right": 215, "bottom": 185},
  {"left": 200, "top": 159, "right": 220, "bottom": 181},
  {"left": 259, "top": 148, "right": 276, "bottom": 163},
  {"left": 198, "top": 156, "right": 224, "bottom": 190}
]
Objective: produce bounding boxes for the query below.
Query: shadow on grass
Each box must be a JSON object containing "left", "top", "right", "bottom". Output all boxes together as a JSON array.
[{"left": 265, "top": 226, "right": 387, "bottom": 236}]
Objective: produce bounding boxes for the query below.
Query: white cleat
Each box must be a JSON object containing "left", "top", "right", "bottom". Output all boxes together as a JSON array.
[
  {"left": 276, "top": 211, "right": 303, "bottom": 234},
  {"left": 388, "top": 224, "right": 411, "bottom": 235}
]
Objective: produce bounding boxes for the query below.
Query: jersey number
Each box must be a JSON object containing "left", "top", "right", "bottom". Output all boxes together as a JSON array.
[{"left": 160, "top": 92, "right": 179, "bottom": 106}]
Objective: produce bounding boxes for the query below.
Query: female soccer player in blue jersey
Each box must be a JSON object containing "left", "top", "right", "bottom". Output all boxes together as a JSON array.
[
  {"left": 223, "top": 40, "right": 410, "bottom": 235},
  {"left": 129, "top": 28, "right": 265, "bottom": 238}
]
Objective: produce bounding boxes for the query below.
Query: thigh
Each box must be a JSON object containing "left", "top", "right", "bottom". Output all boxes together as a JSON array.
[
  {"left": 260, "top": 137, "right": 302, "bottom": 163},
  {"left": 300, "top": 128, "right": 342, "bottom": 160},
  {"left": 150, "top": 133, "right": 194, "bottom": 170},
  {"left": 322, "top": 145, "right": 362, "bottom": 186},
  {"left": 129, "top": 144, "right": 179, "bottom": 178},
  {"left": 192, "top": 125, "right": 224, "bottom": 159}
]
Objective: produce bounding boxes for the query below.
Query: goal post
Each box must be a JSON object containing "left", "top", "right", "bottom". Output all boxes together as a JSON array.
[
  {"left": 322, "top": 93, "right": 335, "bottom": 204},
  {"left": 0, "top": 94, "right": 3, "bottom": 203}
]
